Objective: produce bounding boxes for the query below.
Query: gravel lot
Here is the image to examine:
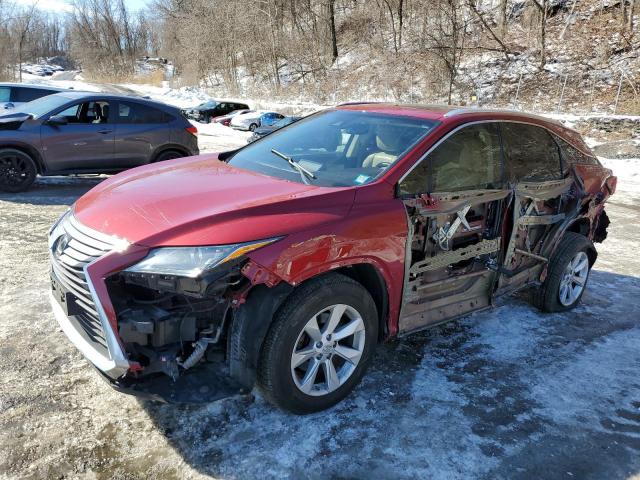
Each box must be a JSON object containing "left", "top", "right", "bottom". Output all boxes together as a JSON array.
[{"left": 0, "top": 148, "right": 639, "bottom": 479}]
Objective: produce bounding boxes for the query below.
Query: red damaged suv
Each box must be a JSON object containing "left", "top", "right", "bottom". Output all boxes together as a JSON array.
[{"left": 49, "top": 104, "right": 615, "bottom": 413}]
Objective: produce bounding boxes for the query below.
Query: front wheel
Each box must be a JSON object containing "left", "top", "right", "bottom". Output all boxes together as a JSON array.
[
  {"left": 0, "top": 149, "right": 37, "bottom": 192},
  {"left": 533, "top": 232, "right": 594, "bottom": 312},
  {"left": 249, "top": 123, "right": 258, "bottom": 132},
  {"left": 257, "top": 273, "right": 378, "bottom": 414}
]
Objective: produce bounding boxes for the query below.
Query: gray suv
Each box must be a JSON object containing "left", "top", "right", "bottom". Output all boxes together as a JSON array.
[{"left": 0, "top": 92, "right": 199, "bottom": 192}]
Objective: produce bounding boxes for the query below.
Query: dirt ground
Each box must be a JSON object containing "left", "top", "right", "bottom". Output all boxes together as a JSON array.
[{"left": 1, "top": 150, "right": 639, "bottom": 479}]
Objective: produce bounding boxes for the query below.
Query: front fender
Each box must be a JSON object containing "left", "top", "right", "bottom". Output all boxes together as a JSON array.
[{"left": 247, "top": 197, "right": 408, "bottom": 336}]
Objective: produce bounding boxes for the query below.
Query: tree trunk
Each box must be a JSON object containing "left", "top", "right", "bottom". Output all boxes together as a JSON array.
[
  {"left": 398, "top": 0, "right": 404, "bottom": 49},
  {"left": 500, "top": 0, "right": 508, "bottom": 38},
  {"left": 540, "top": 0, "right": 547, "bottom": 68},
  {"left": 329, "top": 0, "right": 338, "bottom": 61}
]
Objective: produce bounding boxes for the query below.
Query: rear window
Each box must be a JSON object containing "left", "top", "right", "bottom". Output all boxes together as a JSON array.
[
  {"left": 501, "top": 123, "right": 562, "bottom": 182},
  {"left": 554, "top": 135, "right": 599, "bottom": 167},
  {"left": 118, "top": 102, "right": 171, "bottom": 124}
]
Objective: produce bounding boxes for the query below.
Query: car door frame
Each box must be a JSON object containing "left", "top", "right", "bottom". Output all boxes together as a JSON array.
[
  {"left": 492, "top": 121, "right": 573, "bottom": 298},
  {"left": 394, "top": 119, "right": 574, "bottom": 334},
  {"left": 40, "top": 97, "right": 116, "bottom": 173},
  {"left": 394, "top": 120, "right": 510, "bottom": 334}
]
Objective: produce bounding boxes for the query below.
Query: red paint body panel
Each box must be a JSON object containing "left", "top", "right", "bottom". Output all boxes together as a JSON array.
[
  {"left": 75, "top": 154, "right": 356, "bottom": 247},
  {"left": 72, "top": 105, "right": 614, "bottom": 342}
]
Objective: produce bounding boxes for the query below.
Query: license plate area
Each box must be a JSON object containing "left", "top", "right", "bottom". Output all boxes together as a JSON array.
[{"left": 51, "top": 272, "right": 83, "bottom": 316}]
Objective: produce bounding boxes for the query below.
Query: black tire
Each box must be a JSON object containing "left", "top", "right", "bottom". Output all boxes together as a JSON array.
[
  {"left": 153, "top": 150, "right": 185, "bottom": 163},
  {"left": 249, "top": 123, "right": 258, "bottom": 132},
  {"left": 532, "top": 232, "right": 594, "bottom": 313},
  {"left": 0, "top": 148, "right": 37, "bottom": 193},
  {"left": 257, "top": 273, "right": 378, "bottom": 414}
]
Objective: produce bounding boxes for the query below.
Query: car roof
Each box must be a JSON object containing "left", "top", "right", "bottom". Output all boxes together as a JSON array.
[
  {"left": 46, "top": 91, "right": 180, "bottom": 111},
  {"left": 336, "top": 102, "right": 565, "bottom": 125},
  {"left": 0, "top": 83, "right": 67, "bottom": 91},
  {"left": 335, "top": 102, "right": 589, "bottom": 155}
]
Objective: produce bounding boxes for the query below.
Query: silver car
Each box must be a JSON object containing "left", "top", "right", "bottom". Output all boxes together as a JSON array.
[{"left": 0, "top": 83, "right": 66, "bottom": 112}]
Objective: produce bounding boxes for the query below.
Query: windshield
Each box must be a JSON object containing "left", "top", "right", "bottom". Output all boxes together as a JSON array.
[
  {"left": 17, "top": 94, "right": 74, "bottom": 118},
  {"left": 228, "top": 109, "right": 437, "bottom": 187}
]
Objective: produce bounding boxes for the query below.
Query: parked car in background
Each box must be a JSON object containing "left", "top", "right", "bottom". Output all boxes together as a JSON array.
[
  {"left": 0, "top": 83, "right": 67, "bottom": 111},
  {"left": 47, "top": 104, "right": 615, "bottom": 414},
  {"left": 247, "top": 116, "right": 301, "bottom": 142},
  {"left": 0, "top": 91, "right": 198, "bottom": 192},
  {"left": 183, "top": 100, "right": 249, "bottom": 123},
  {"left": 21, "top": 63, "right": 64, "bottom": 76},
  {"left": 230, "top": 110, "right": 285, "bottom": 131},
  {"left": 213, "top": 109, "right": 253, "bottom": 126}
]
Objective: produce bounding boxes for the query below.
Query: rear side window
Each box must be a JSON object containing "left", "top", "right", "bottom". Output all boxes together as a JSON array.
[
  {"left": 118, "top": 102, "right": 169, "bottom": 124},
  {"left": 401, "top": 123, "right": 503, "bottom": 195},
  {"left": 0, "top": 87, "right": 10, "bottom": 102},
  {"left": 12, "top": 87, "right": 55, "bottom": 103},
  {"left": 501, "top": 123, "right": 562, "bottom": 182},
  {"left": 554, "top": 135, "right": 599, "bottom": 167}
]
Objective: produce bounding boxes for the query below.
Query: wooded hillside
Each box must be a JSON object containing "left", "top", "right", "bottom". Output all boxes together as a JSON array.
[{"left": 0, "top": 0, "right": 638, "bottom": 113}]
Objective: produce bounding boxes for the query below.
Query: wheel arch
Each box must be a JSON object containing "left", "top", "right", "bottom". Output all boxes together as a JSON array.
[
  {"left": 150, "top": 144, "right": 191, "bottom": 163},
  {"left": 0, "top": 143, "right": 45, "bottom": 174},
  {"left": 228, "top": 261, "right": 391, "bottom": 389},
  {"left": 333, "top": 263, "right": 389, "bottom": 341}
]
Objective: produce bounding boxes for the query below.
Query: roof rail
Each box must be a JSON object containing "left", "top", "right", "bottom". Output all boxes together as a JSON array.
[
  {"left": 443, "top": 107, "right": 563, "bottom": 125},
  {"left": 337, "top": 101, "right": 385, "bottom": 106}
]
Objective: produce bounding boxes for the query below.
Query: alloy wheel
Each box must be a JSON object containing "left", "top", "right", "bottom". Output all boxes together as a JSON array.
[
  {"left": 0, "top": 155, "right": 31, "bottom": 187},
  {"left": 558, "top": 251, "right": 589, "bottom": 306},
  {"left": 290, "top": 304, "right": 366, "bottom": 397}
]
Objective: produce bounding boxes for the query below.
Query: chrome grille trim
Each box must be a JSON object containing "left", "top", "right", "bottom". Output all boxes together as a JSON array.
[
  {"left": 49, "top": 212, "right": 131, "bottom": 379},
  {"left": 50, "top": 214, "right": 113, "bottom": 350}
]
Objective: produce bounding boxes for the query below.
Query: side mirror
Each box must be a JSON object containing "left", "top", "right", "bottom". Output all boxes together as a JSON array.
[
  {"left": 47, "top": 115, "right": 68, "bottom": 126},
  {"left": 4, "top": 102, "right": 14, "bottom": 110}
]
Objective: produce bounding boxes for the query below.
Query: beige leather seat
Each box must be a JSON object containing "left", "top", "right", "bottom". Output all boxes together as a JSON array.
[
  {"left": 362, "top": 125, "right": 405, "bottom": 168},
  {"left": 433, "top": 133, "right": 488, "bottom": 191}
]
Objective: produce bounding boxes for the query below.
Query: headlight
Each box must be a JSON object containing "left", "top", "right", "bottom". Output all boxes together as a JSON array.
[{"left": 124, "top": 238, "right": 280, "bottom": 278}]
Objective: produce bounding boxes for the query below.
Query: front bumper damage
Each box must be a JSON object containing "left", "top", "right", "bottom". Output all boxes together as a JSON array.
[{"left": 49, "top": 213, "right": 252, "bottom": 403}]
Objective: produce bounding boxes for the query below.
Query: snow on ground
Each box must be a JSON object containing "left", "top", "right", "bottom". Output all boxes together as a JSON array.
[
  {"left": 1, "top": 166, "right": 639, "bottom": 478},
  {"left": 193, "top": 120, "right": 251, "bottom": 151}
]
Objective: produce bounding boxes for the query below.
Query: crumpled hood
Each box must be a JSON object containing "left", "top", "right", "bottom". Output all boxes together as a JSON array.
[{"left": 74, "top": 154, "right": 355, "bottom": 247}]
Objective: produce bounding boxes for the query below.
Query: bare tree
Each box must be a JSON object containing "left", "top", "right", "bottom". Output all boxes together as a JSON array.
[
  {"left": 530, "top": 0, "right": 550, "bottom": 68},
  {"left": 16, "top": 3, "right": 39, "bottom": 81}
]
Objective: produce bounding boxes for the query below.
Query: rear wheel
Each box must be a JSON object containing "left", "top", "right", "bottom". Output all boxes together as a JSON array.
[
  {"left": 533, "top": 232, "right": 594, "bottom": 312},
  {"left": 154, "top": 150, "right": 185, "bottom": 163},
  {"left": 0, "top": 149, "right": 37, "bottom": 193},
  {"left": 257, "top": 273, "right": 378, "bottom": 414}
]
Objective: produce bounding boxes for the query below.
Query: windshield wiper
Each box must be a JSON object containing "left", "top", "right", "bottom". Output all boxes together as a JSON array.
[{"left": 270, "top": 148, "right": 316, "bottom": 184}]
